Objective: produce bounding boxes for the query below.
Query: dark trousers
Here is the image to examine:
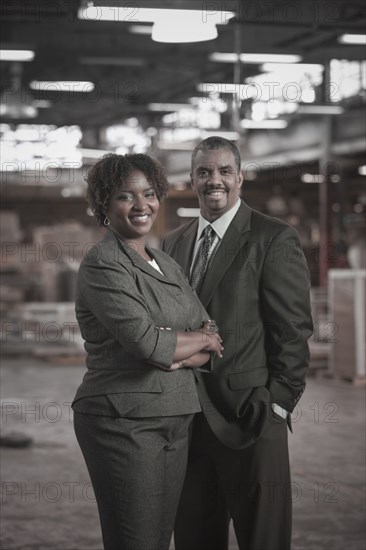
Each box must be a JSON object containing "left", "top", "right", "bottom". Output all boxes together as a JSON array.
[
  {"left": 74, "top": 412, "right": 194, "bottom": 550},
  {"left": 174, "top": 413, "right": 292, "bottom": 550}
]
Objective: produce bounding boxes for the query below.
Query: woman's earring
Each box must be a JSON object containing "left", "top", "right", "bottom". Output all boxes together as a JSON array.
[{"left": 103, "top": 217, "right": 110, "bottom": 226}]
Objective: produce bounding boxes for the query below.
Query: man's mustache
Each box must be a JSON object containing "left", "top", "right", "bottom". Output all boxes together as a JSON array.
[{"left": 203, "top": 185, "right": 228, "bottom": 193}]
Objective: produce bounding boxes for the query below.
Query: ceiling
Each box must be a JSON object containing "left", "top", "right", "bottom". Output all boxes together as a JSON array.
[{"left": 1, "top": 0, "right": 366, "bottom": 133}]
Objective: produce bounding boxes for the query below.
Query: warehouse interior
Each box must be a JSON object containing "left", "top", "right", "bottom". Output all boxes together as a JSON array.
[{"left": 1, "top": 1, "right": 365, "bottom": 549}]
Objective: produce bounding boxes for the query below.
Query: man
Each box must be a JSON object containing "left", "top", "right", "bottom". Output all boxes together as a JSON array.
[{"left": 162, "top": 137, "right": 313, "bottom": 550}]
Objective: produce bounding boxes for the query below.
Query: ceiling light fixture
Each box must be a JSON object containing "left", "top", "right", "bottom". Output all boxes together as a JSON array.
[
  {"left": 260, "top": 63, "right": 323, "bottom": 73},
  {"left": 210, "top": 53, "right": 302, "bottom": 64},
  {"left": 358, "top": 165, "right": 366, "bottom": 176},
  {"left": 197, "top": 83, "right": 257, "bottom": 99},
  {"left": 0, "top": 50, "right": 35, "bottom": 62},
  {"left": 30, "top": 81, "right": 95, "bottom": 92},
  {"left": 338, "top": 34, "right": 366, "bottom": 45},
  {"left": 128, "top": 25, "right": 153, "bottom": 35},
  {"left": 148, "top": 103, "right": 192, "bottom": 111},
  {"left": 297, "top": 105, "right": 344, "bottom": 115},
  {"left": 78, "top": 6, "right": 235, "bottom": 43},
  {"left": 78, "top": 6, "right": 235, "bottom": 24},
  {"left": 241, "top": 119, "right": 288, "bottom": 129},
  {"left": 301, "top": 174, "right": 324, "bottom": 183},
  {"left": 152, "top": 11, "right": 217, "bottom": 43}
]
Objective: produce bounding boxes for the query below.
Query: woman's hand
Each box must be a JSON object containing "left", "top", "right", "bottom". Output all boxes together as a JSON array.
[{"left": 184, "top": 351, "right": 211, "bottom": 368}]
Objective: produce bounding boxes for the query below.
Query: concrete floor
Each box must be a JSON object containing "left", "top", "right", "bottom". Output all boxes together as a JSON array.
[{"left": 1, "top": 358, "right": 365, "bottom": 550}]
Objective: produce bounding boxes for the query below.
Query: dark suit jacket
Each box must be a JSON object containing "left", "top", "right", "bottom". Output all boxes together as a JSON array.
[
  {"left": 72, "top": 229, "right": 210, "bottom": 418},
  {"left": 162, "top": 201, "right": 313, "bottom": 449}
]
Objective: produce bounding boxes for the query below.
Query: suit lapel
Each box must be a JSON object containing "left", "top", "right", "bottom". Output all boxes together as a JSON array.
[
  {"left": 199, "top": 201, "right": 252, "bottom": 308},
  {"left": 148, "top": 248, "right": 185, "bottom": 286},
  {"left": 106, "top": 229, "right": 178, "bottom": 287},
  {"left": 170, "top": 219, "right": 198, "bottom": 278}
]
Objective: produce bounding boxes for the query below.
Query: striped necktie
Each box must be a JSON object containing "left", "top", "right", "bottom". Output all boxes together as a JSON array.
[{"left": 190, "top": 225, "right": 215, "bottom": 294}]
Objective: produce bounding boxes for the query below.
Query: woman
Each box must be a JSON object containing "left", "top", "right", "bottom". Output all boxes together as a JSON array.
[{"left": 72, "top": 153, "right": 223, "bottom": 550}]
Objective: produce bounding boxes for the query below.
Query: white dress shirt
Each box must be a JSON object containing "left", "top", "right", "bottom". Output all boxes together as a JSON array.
[
  {"left": 190, "top": 199, "right": 241, "bottom": 276},
  {"left": 148, "top": 258, "right": 164, "bottom": 276}
]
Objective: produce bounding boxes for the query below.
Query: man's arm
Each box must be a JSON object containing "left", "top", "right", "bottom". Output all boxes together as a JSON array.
[{"left": 261, "top": 225, "right": 313, "bottom": 413}]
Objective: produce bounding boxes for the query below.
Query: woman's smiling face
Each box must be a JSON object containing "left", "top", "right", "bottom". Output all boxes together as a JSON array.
[{"left": 107, "top": 170, "right": 160, "bottom": 243}]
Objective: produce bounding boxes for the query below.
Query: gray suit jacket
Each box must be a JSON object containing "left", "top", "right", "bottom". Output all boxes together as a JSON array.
[
  {"left": 162, "top": 201, "right": 313, "bottom": 448},
  {"left": 73, "top": 229, "right": 209, "bottom": 418}
]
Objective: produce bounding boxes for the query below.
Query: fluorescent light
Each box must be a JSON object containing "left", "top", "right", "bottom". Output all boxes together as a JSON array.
[
  {"left": 78, "top": 7, "right": 235, "bottom": 25},
  {"left": 128, "top": 25, "right": 153, "bottom": 35},
  {"left": 78, "top": 6, "right": 234, "bottom": 44},
  {"left": 241, "top": 119, "right": 288, "bottom": 129},
  {"left": 358, "top": 165, "right": 366, "bottom": 176},
  {"left": 260, "top": 63, "right": 323, "bottom": 73},
  {"left": 297, "top": 105, "right": 344, "bottom": 115},
  {"left": 242, "top": 53, "right": 302, "bottom": 64},
  {"left": 197, "top": 83, "right": 257, "bottom": 99},
  {"left": 29, "top": 81, "right": 95, "bottom": 92},
  {"left": 0, "top": 49, "right": 35, "bottom": 62},
  {"left": 209, "top": 53, "right": 240, "bottom": 63},
  {"left": 338, "top": 34, "right": 366, "bottom": 45},
  {"left": 301, "top": 174, "right": 324, "bottom": 183},
  {"left": 152, "top": 17, "right": 217, "bottom": 43},
  {"left": 150, "top": 10, "right": 225, "bottom": 43},
  {"left": 210, "top": 53, "right": 302, "bottom": 64},
  {"left": 148, "top": 103, "right": 192, "bottom": 111}
]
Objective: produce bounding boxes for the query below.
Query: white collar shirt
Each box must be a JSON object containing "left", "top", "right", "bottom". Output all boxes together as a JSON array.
[{"left": 190, "top": 199, "right": 241, "bottom": 274}]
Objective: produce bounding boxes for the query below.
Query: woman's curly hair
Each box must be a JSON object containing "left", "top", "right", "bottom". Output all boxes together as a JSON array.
[{"left": 86, "top": 153, "right": 169, "bottom": 226}]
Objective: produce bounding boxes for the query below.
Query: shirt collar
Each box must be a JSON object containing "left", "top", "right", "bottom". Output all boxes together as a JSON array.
[{"left": 197, "top": 199, "right": 241, "bottom": 240}]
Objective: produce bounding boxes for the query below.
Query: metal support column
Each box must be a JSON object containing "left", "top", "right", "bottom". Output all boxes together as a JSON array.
[
  {"left": 319, "top": 116, "right": 333, "bottom": 287},
  {"left": 232, "top": 22, "right": 241, "bottom": 134},
  {"left": 318, "top": 62, "right": 334, "bottom": 287}
]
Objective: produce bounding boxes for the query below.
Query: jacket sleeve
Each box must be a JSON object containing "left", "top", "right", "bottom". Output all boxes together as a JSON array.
[
  {"left": 78, "top": 250, "right": 177, "bottom": 369},
  {"left": 160, "top": 243, "right": 214, "bottom": 373},
  {"left": 261, "top": 226, "right": 313, "bottom": 412}
]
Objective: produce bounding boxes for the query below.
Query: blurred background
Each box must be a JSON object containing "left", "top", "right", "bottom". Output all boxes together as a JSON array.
[{"left": 1, "top": 1, "right": 365, "bottom": 549}]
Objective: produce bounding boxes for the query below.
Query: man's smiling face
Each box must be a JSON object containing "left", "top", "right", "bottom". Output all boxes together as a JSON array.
[{"left": 191, "top": 148, "right": 243, "bottom": 222}]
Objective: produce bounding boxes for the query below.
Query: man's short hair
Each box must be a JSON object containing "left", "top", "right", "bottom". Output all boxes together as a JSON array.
[{"left": 191, "top": 136, "right": 241, "bottom": 173}]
